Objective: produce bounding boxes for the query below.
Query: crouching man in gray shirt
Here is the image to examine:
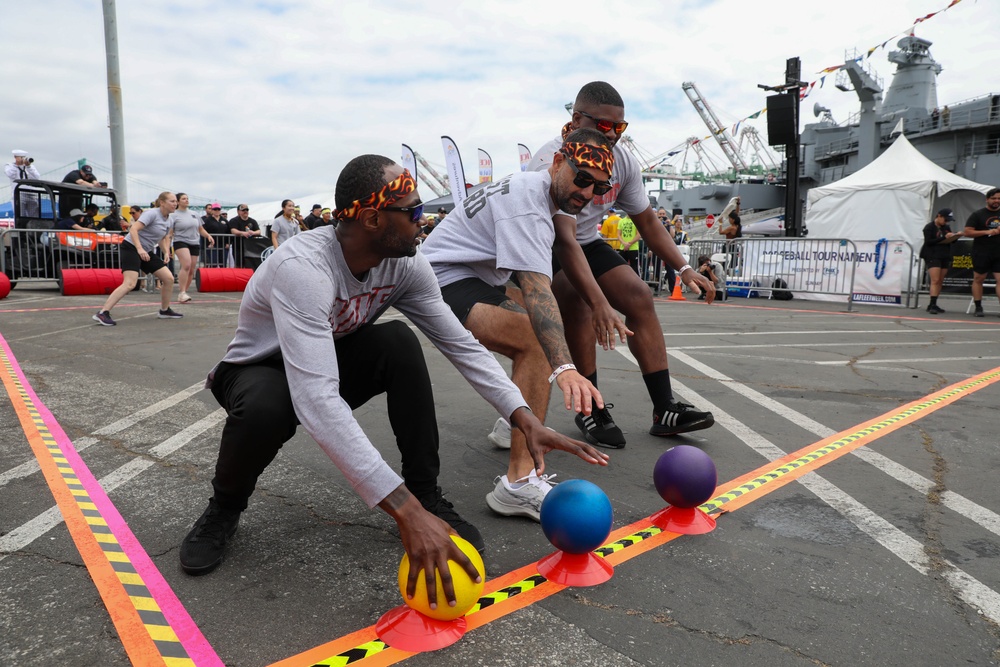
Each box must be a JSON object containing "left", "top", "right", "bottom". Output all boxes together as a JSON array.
[{"left": 180, "top": 155, "right": 609, "bottom": 607}]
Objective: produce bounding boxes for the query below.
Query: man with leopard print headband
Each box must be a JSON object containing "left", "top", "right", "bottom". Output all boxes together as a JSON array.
[
  {"left": 180, "top": 156, "right": 609, "bottom": 588},
  {"left": 421, "top": 128, "right": 613, "bottom": 521},
  {"left": 528, "top": 81, "right": 717, "bottom": 448}
]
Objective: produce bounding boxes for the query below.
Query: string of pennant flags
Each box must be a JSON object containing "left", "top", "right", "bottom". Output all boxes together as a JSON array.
[
  {"left": 665, "top": 0, "right": 967, "bottom": 158},
  {"left": 408, "top": 1, "right": 970, "bottom": 187}
]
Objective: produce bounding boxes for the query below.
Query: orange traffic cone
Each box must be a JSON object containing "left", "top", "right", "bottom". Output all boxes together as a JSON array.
[{"left": 668, "top": 281, "right": 685, "bottom": 301}]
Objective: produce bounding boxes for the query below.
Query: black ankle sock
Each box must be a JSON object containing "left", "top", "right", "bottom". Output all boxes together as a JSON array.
[
  {"left": 643, "top": 369, "right": 673, "bottom": 415},
  {"left": 929, "top": 296, "right": 938, "bottom": 306},
  {"left": 975, "top": 300, "right": 983, "bottom": 308}
]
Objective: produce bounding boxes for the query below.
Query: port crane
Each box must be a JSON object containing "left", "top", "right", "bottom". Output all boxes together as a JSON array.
[
  {"left": 738, "top": 126, "right": 780, "bottom": 171},
  {"left": 681, "top": 81, "right": 750, "bottom": 173},
  {"left": 413, "top": 151, "right": 449, "bottom": 198}
]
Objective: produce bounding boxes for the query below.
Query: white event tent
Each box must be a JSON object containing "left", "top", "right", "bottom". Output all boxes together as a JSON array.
[{"left": 806, "top": 133, "right": 992, "bottom": 251}]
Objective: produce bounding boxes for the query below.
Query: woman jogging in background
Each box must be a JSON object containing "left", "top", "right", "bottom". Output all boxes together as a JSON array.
[
  {"left": 93, "top": 191, "right": 183, "bottom": 326},
  {"left": 171, "top": 193, "right": 215, "bottom": 303}
]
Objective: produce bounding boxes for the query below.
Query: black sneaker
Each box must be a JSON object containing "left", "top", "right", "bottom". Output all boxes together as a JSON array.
[
  {"left": 574, "top": 403, "right": 626, "bottom": 449},
  {"left": 180, "top": 500, "right": 241, "bottom": 575},
  {"left": 926, "top": 304, "right": 945, "bottom": 314},
  {"left": 93, "top": 310, "right": 116, "bottom": 326},
  {"left": 650, "top": 401, "right": 715, "bottom": 436},
  {"left": 974, "top": 306, "right": 985, "bottom": 318},
  {"left": 158, "top": 307, "right": 183, "bottom": 319},
  {"left": 418, "top": 486, "right": 485, "bottom": 553}
]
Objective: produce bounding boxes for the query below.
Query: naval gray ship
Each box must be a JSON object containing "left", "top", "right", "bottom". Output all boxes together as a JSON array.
[{"left": 655, "top": 35, "right": 1000, "bottom": 235}]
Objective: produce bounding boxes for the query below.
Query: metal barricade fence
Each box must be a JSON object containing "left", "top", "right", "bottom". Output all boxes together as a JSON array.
[
  {"left": 2, "top": 229, "right": 271, "bottom": 289},
  {"left": 722, "top": 237, "right": 860, "bottom": 309},
  {"left": 599, "top": 236, "right": 918, "bottom": 311},
  {"left": 1, "top": 227, "right": 127, "bottom": 286},
  {"left": 194, "top": 232, "right": 270, "bottom": 270},
  {"left": 634, "top": 239, "right": 729, "bottom": 295}
]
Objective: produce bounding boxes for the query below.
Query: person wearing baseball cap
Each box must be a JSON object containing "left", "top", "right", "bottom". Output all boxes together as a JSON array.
[
  {"left": 920, "top": 207, "right": 962, "bottom": 314},
  {"left": 5, "top": 149, "right": 40, "bottom": 185},
  {"left": 55, "top": 208, "right": 92, "bottom": 231},
  {"left": 59, "top": 164, "right": 103, "bottom": 217},
  {"left": 62, "top": 164, "right": 100, "bottom": 187},
  {"left": 303, "top": 204, "right": 324, "bottom": 230}
]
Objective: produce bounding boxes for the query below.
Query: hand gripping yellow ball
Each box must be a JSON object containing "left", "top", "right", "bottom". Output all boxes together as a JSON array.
[{"left": 397, "top": 535, "right": 485, "bottom": 621}]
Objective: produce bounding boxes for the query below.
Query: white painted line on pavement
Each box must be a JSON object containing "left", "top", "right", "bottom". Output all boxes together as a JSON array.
[
  {"left": 0, "top": 382, "right": 204, "bottom": 487},
  {"left": 670, "top": 348, "right": 1000, "bottom": 538},
  {"left": 0, "top": 409, "right": 224, "bottom": 559},
  {"left": 615, "top": 347, "right": 1000, "bottom": 623},
  {"left": 664, "top": 327, "right": 990, "bottom": 337},
  {"left": 672, "top": 340, "right": 986, "bottom": 351},
  {"left": 816, "top": 356, "right": 1000, "bottom": 365}
]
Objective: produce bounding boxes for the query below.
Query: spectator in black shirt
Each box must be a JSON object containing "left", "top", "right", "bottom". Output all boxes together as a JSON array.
[
  {"left": 920, "top": 208, "right": 962, "bottom": 314},
  {"left": 229, "top": 204, "right": 263, "bottom": 269},
  {"left": 302, "top": 204, "right": 324, "bottom": 230},
  {"left": 964, "top": 187, "right": 1000, "bottom": 317},
  {"left": 55, "top": 208, "right": 92, "bottom": 231},
  {"left": 202, "top": 202, "right": 229, "bottom": 267},
  {"left": 60, "top": 165, "right": 102, "bottom": 217}
]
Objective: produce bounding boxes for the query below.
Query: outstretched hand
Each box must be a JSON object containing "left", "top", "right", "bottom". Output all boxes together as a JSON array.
[{"left": 510, "top": 407, "right": 610, "bottom": 476}]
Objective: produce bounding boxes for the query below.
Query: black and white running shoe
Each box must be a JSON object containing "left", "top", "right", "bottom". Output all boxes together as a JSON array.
[{"left": 650, "top": 402, "right": 715, "bottom": 436}]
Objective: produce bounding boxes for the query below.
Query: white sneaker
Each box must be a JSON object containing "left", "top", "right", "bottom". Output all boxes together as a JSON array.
[
  {"left": 178, "top": 292, "right": 192, "bottom": 303},
  {"left": 486, "top": 418, "right": 511, "bottom": 449},
  {"left": 485, "top": 470, "right": 557, "bottom": 522}
]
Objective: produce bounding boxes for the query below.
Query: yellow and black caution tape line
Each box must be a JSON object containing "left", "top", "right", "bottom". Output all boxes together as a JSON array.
[
  {"left": 701, "top": 367, "right": 1000, "bottom": 516},
  {"left": 469, "top": 573, "right": 546, "bottom": 613}
]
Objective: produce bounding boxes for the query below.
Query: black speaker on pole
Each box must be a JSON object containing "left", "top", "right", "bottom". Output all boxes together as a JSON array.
[{"left": 766, "top": 94, "right": 797, "bottom": 146}]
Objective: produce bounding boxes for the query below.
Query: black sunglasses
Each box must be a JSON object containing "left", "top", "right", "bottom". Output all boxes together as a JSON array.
[
  {"left": 565, "top": 159, "right": 613, "bottom": 196},
  {"left": 382, "top": 203, "right": 424, "bottom": 222},
  {"left": 577, "top": 110, "right": 628, "bottom": 135}
]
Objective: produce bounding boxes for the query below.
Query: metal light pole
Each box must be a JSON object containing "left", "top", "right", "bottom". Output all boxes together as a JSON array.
[{"left": 101, "top": 0, "right": 128, "bottom": 204}]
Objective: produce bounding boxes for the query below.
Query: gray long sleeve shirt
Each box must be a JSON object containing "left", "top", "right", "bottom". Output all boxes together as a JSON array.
[{"left": 211, "top": 226, "right": 526, "bottom": 508}]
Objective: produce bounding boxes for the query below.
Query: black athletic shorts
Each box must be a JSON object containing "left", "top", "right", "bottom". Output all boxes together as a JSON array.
[
  {"left": 552, "top": 239, "right": 627, "bottom": 280},
  {"left": 924, "top": 257, "right": 951, "bottom": 270},
  {"left": 972, "top": 252, "right": 1000, "bottom": 275},
  {"left": 172, "top": 241, "right": 201, "bottom": 256},
  {"left": 120, "top": 241, "right": 167, "bottom": 274},
  {"left": 439, "top": 277, "right": 511, "bottom": 324}
]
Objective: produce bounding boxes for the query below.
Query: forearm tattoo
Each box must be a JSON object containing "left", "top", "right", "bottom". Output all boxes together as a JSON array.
[{"left": 516, "top": 271, "right": 572, "bottom": 368}]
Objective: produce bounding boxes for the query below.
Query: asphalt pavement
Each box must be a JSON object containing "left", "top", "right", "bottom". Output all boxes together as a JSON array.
[{"left": 2, "top": 283, "right": 999, "bottom": 667}]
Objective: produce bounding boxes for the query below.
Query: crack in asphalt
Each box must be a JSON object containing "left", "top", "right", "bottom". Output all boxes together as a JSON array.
[{"left": 570, "top": 593, "right": 832, "bottom": 665}]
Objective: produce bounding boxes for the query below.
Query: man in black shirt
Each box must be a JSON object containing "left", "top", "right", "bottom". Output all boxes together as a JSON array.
[
  {"left": 55, "top": 208, "right": 92, "bottom": 231},
  {"left": 202, "top": 203, "right": 229, "bottom": 267},
  {"left": 62, "top": 164, "right": 100, "bottom": 187},
  {"left": 302, "top": 204, "right": 324, "bottom": 230},
  {"left": 59, "top": 165, "right": 102, "bottom": 217},
  {"left": 963, "top": 187, "right": 1000, "bottom": 317},
  {"left": 229, "top": 204, "right": 263, "bottom": 269}
]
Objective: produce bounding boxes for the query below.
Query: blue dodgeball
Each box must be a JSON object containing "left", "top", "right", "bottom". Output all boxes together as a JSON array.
[{"left": 540, "top": 479, "right": 613, "bottom": 554}]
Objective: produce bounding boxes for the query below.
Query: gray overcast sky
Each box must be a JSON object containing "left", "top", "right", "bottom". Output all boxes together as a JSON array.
[{"left": 3, "top": 0, "right": 995, "bottom": 206}]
